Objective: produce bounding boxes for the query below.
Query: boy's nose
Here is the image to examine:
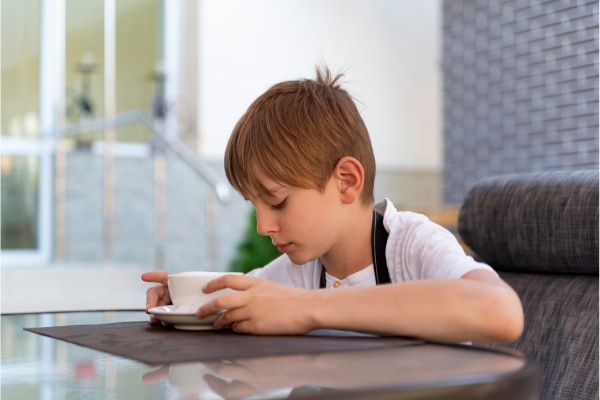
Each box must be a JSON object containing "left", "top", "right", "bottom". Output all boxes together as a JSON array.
[{"left": 255, "top": 209, "right": 278, "bottom": 236}]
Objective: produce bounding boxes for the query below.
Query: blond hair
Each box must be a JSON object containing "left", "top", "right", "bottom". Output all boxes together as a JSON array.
[{"left": 225, "top": 66, "right": 375, "bottom": 204}]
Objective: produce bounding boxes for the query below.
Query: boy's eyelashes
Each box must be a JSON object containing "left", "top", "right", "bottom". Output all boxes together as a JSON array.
[
  {"left": 271, "top": 198, "right": 287, "bottom": 210},
  {"left": 245, "top": 193, "right": 288, "bottom": 210}
]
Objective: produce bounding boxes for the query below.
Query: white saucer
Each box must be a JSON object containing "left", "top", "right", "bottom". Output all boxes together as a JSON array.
[{"left": 148, "top": 305, "right": 218, "bottom": 330}]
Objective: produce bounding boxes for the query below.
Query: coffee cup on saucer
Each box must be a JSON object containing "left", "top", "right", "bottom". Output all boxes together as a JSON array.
[{"left": 168, "top": 271, "right": 241, "bottom": 311}]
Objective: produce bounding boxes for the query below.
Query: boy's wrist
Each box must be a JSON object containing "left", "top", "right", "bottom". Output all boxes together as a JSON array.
[{"left": 308, "top": 289, "right": 331, "bottom": 331}]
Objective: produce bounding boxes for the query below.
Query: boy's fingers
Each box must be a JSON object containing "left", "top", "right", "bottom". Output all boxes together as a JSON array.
[
  {"left": 149, "top": 314, "right": 161, "bottom": 324},
  {"left": 146, "top": 285, "right": 171, "bottom": 311},
  {"left": 141, "top": 271, "right": 169, "bottom": 285},
  {"left": 196, "top": 291, "right": 248, "bottom": 321},
  {"left": 204, "top": 275, "right": 257, "bottom": 293},
  {"left": 213, "top": 310, "right": 250, "bottom": 331}
]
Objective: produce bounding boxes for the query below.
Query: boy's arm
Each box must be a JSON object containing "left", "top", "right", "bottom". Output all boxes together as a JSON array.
[
  {"left": 311, "top": 269, "right": 523, "bottom": 342},
  {"left": 198, "top": 271, "right": 523, "bottom": 343}
]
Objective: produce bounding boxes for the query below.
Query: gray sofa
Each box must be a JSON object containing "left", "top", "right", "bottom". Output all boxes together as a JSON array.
[{"left": 458, "top": 170, "right": 599, "bottom": 400}]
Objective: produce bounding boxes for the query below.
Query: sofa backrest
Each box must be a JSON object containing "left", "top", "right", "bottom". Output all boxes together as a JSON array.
[
  {"left": 459, "top": 170, "right": 598, "bottom": 275},
  {"left": 458, "top": 170, "right": 599, "bottom": 400}
]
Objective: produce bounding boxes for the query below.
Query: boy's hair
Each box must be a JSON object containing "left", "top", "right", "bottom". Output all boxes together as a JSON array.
[{"left": 224, "top": 66, "right": 376, "bottom": 204}]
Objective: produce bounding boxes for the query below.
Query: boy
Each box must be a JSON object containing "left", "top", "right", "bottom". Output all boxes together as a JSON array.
[{"left": 143, "top": 67, "right": 523, "bottom": 343}]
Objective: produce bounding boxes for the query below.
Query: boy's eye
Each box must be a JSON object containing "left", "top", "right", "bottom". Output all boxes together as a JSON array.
[{"left": 271, "top": 199, "right": 287, "bottom": 210}]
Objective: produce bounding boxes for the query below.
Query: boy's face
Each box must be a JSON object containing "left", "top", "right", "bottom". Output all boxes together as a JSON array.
[{"left": 246, "top": 167, "right": 345, "bottom": 265}]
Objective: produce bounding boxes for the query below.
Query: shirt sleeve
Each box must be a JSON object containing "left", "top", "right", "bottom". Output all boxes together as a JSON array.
[{"left": 384, "top": 206, "right": 497, "bottom": 282}]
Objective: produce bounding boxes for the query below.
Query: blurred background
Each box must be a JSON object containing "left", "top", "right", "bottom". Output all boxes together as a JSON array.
[{"left": 1, "top": 0, "right": 598, "bottom": 313}]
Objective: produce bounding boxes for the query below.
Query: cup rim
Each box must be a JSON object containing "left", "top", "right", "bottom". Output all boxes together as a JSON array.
[{"left": 168, "top": 271, "right": 243, "bottom": 278}]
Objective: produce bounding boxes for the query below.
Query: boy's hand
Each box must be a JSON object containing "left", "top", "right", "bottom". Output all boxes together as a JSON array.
[
  {"left": 197, "top": 275, "right": 316, "bottom": 335},
  {"left": 141, "top": 271, "right": 171, "bottom": 324}
]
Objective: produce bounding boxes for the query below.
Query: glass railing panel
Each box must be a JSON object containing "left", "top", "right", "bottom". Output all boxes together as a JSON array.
[
  {"left": 112, "top": 155, "right": 156, "bottom": 268},
  {"left": 63, "top": 151, "right": 104, "bottom": 262}
]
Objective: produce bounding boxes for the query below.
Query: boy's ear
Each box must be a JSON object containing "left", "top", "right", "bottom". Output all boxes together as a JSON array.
[{"left": 333, "top": 157, "right": 364, "bottom": 204}]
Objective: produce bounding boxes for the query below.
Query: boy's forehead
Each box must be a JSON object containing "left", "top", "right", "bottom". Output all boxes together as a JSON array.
[
  {"left": 241, "top": 161, "right": 321, "bottom": 200},
  {"left": 244, "top": 165, "right": 284, "bottom": 197}
]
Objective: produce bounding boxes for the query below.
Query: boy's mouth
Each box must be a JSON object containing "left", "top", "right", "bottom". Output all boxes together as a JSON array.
[{"left": 273, "top": 241, "right": 292, "bottom": 252}]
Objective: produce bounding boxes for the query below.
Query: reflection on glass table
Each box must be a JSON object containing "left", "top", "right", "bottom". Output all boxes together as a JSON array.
[
  {"left": 142, "top": 344, "right": 531, "bottom": 399},
  {"left": 2, "top": 311, "right": 539, "bottom": 400}
]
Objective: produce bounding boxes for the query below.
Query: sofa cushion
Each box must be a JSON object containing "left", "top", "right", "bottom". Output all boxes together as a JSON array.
[
  {"left": 492, "top": 271, "right": 599, "bottom": 400},
  {"left": 458, "top": 170, "right": 599, "bottom": 274}
]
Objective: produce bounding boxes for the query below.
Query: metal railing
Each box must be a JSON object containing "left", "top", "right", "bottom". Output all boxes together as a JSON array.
[
  {"left": 58, "top": 110, "right": 231, "bottom": 202},
  {"left": 55, "top": 110, "right": 232, "bottom": 271}
]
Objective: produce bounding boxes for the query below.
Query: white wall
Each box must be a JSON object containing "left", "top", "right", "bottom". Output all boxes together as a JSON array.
[{"left": 196, "top": 0, "right": 441, "bottom": 170}]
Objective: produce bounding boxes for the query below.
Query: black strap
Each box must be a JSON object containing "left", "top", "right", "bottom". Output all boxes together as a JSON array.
[
  {"left": 320, "top": 210, "right": 390, "bottom": 288},
  {"left": 372, "top": 211, "right": 391, "bottom": 284}
]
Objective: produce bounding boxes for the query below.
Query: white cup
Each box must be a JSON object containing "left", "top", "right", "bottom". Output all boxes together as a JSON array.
[{"left": 168, "top": 271, "right": 241, "bottom": 309}]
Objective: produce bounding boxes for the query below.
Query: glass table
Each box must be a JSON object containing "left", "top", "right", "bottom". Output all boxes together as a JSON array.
[{"left": 2, "top": 311, "right": 540, "bottom": 399}]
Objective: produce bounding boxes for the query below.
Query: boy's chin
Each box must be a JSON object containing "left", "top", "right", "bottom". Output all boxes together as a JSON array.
[{"left": 285, "top": 253, "right": 313, "bottom": 266}]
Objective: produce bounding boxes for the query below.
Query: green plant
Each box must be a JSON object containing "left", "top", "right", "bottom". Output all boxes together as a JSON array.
[{"left": 228, "top": 208, "right": 281, "bottom": 274}]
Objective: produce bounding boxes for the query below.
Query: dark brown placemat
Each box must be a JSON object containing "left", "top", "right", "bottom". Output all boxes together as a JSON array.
[{"left": 25, "top": 322, "right": 422, "bottom": 365}]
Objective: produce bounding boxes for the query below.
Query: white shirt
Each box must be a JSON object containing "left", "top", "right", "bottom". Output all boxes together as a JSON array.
[{"left": 247, "top": 198, "right": 496, "bottom": 288}]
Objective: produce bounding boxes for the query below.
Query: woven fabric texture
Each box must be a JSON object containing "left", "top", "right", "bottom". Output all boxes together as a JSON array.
[
  {"left": 461, "top": 170, "right": 599, "bottom": 400},
  {"left": 485, "top": 272, "right": 599, "bottom": 400},
  {"left": 458, "top": 170, "right": 599, "bottom": 274}
]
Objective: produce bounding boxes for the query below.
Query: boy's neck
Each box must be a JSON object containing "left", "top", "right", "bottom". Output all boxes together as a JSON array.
[{"left": 320, "top": 206, "right": 374, "bottom": 280}]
